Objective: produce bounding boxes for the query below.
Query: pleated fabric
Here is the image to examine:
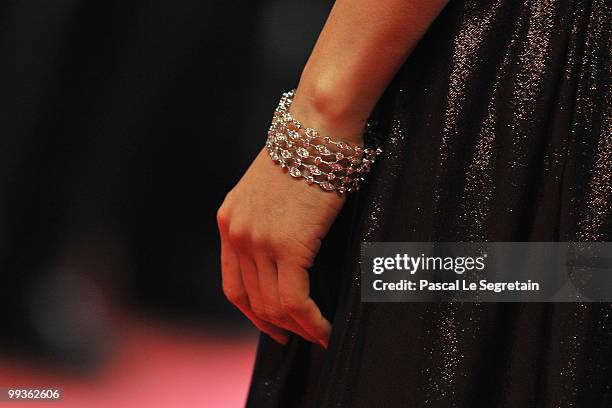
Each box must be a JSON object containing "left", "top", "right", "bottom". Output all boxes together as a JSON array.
[{"left": 247, "top": 0, "right": 612, "bottom": 406}]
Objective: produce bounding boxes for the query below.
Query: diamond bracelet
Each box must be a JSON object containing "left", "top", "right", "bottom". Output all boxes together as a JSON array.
[{"left": 265, "top": 90, "right": 382, "bottom": 194}]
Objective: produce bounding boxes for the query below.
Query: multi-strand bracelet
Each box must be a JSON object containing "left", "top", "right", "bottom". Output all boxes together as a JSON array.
[{"left": 265, "top": 90, "right": 382, "bottom": 194}]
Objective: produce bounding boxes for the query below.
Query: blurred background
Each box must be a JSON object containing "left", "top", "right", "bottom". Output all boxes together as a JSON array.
[{"left": 0, "top": 0, "right": 332, "bottom": 406}]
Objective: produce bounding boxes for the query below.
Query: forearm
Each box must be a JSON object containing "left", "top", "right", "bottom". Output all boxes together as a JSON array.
[{"left": 290, "top": 0, "right": 449, "bottom": 144}]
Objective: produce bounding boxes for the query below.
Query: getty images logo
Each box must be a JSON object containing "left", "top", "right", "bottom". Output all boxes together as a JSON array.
[{"left": 372, "top": 253, "right": 487, "bottom": 275}]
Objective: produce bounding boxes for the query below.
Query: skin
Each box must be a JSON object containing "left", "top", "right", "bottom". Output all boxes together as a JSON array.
[{"left": 217, "top": 0, "right": 449, "bottom": 348}]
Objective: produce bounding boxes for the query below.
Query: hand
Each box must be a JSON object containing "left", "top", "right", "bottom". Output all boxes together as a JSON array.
[{"left": 217, "top": 148, "right": 345, "bottom": 348}]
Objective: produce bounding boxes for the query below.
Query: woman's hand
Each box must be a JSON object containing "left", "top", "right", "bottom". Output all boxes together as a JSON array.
[
  {"left": 216, "top": 0, "right": 449, "bottom": 349},
  {"left": 217, "top": 148, "right": 345, "bottom": 348}
]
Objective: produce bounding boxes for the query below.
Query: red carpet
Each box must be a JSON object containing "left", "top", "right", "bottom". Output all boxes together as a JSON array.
[{"left": 0, "top": 321, "right": 258, "bottom": 407}]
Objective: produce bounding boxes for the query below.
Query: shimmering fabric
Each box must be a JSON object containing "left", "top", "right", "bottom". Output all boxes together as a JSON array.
[{"left": 247, "top": 0, "right": 612, "bottom": 406}]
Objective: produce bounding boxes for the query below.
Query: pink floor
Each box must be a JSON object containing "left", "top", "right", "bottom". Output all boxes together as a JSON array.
[{"left": 0, "top": 321, "right": 259, "bottom": 407}]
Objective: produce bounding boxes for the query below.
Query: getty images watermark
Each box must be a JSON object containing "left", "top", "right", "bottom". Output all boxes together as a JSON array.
[{"left": 361, "top": 242, "right": 612, "bottom": 302}]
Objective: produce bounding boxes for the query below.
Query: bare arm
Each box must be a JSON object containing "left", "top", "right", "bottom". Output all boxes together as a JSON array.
[
  {"left": 292, "top": 0, "right": 449, "bottom": 144},
  {"left": 217, "top": 0, "right": 449, "bottom": 347}
]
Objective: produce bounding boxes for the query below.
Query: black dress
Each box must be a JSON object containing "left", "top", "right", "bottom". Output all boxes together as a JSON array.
[{"left": 247, "top": 0, "right": 612, "bottom": 406}]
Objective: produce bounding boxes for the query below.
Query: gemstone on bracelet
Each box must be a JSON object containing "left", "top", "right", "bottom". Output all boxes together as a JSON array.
[
  {"left": 327, "top": 173, "right": 335, "bottom": 181},
  {"left": 306, "top": 165, "right": 322, "bottom": 176},
  {"left": 305, "top": 176, "right": 314, "bottom": 185},
  {"left": 314, "top": 156, "right": 322, "bottom": 165},
  {"left": 296, "top": 147, "right": 309, "bottom": 158},
  {"left": 330, "top": 163, "right": 342, "bottom": 172},
  {"left": 289, "top": 167, "right": 302, "bottom": 178},
  {"left": 320, "top": 182, "right": 335, "bottom": 191},
  {"left": 323, "top": 137, "right": 331, "bottom": 144},
  {"left": 288, "top": 130, "right": 299, "bottom": 140},
  {"left": 316, "top": 145, "right": 331, "bottom": 155},
  {"left": 281, "top": 149, "right": 292, "bottom": 159},
  {"left": 336, "top": 152, "right": 344, "bottom": 161},
  {"left": 305, "top": 128, "right": 318, "bottom": 138}
]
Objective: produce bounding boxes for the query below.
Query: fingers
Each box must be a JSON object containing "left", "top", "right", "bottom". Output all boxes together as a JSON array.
[
  {"left": 220, "top": 233, "right": 289, "bottom": 345},
  {"left": 277, "top": 260, "right": 332, "bottom": 348},
  {"left": 254, "top": 254, "right": 319, "bottom": 343},
  {"left": 218, "top": 206, "right": 331, "bottom": 347},
  {"left": 238, "top": 255, "right": 265, "bottom": 320}
]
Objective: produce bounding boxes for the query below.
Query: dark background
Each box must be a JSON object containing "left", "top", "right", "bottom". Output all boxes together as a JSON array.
[{"left": 0, "top": 0, "right": 332, "bottom": 370}]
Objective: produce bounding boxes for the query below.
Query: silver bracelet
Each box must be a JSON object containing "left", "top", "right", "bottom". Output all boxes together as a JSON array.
[{"left": 265, "top": 90, "right": 382, "bottom": 194}]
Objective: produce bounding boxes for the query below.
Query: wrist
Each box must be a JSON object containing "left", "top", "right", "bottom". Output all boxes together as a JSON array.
[{"left": 289, "top": 79, "right": 369, "bottom": 146}]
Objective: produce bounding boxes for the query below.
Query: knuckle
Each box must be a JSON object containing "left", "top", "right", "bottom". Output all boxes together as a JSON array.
[
  {"left": 216, "top": 206, "right": 229, "bottom": 227},
  {"left": 250, "top": 304, "right": 267, "bottom": 319},
  {"left": 223, "top": 286, "right": 248, "bottom": 307},
  {"left": 268, "top": 236, "right": 292, "bottom": 257},
  {"left": 250, "top": 231, "right": 270, "bottom": 249},
  {"left": 267, "top": 235, "right": 284, "bottom": 250},
  {"left": 263, "top": 305, "right": 286, "bottom": 323},
  {"left": 279, "top": 295, "right": 305, "bottom": 315},
  {"left": 228, "top": 226, "right": 250, "bottom": 245}
]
